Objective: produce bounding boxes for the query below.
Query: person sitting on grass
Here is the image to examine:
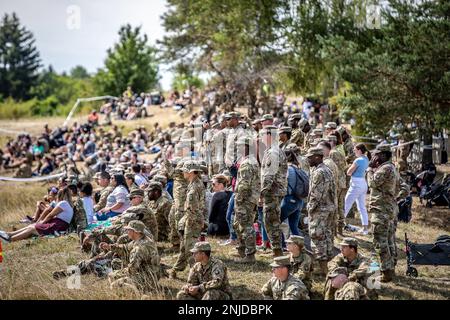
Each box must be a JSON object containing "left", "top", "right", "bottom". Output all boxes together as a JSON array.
[
  {"left": 96, "top": 174, "right": 130, "bottom": 221},
  {"left": 0, "top": 187, "right": 74, "bottom": 243},
  {"left": 20, "top": 186, "right": 59, "bottom": 223}
]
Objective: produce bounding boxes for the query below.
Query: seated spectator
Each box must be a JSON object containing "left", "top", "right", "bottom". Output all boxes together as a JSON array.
[
  {"left": 95, "top": 174, "right": 130, "bottom": 221},
  {"left": 80, "top": 182, "right": 95, "bottom": 225},
  {"left": 208, "top": 175, "right": 232, "bottom": 237},
  {"left": 20, "top": 186, "right": 59, "bottom": 223},
  {"left": 0, "top": 188, "right": 73, "bottom": 242}
]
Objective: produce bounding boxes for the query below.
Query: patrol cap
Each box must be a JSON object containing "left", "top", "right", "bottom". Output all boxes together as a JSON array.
[
  {"left": 278, "top": 126, "right": 292, "bottom": 134},
  {"left": 182, "top": 160, "right": 202, "bottom": 173},
  {"left": 129, "top": 188, "right": 145, "bottom": 198},
  {"left": 269, "top": 256, "right": 291, "bottom": 268},
  {"left": 93, "top": 172, "right": 102, "bottom": 180},
  {"left": 227, "top": 112, "right": 240, "bottom": 119},
  {"left": 262, "top": 114, "right": 274, "bottom": 121},
  {"left": 312, "top": 129, "right": 323, "bottom": 136},
  {"left": 123, "top": 220, "right": 146, "bottom": 234},
  {"left": 153, "top": 174, "right": 167, "bottom": 185},
  {"left": 284, "top": 143, "right": 299, "bottom": 153},
  {"left": 259, "top": 125, "right": 278, "bottom": 136},
  {"left": 298, "top": 118, "right": 308, "bottom": 129},
  {"left": 326, "top": 135, "right": 337, "bottom": 142},
  {"left": 222, "top": 113, "right": 231, "bottom": 120},
  {"left": 339, "top": 237, "right": 358, "bottom": 248},
  {"left": 305, "top": 146, "right": 324, "bottom": 158},
  {"left": 147, "top": 181, "right": 163, "bottom": 191},
  {"left": 325, "top": 122, "right": 337, "bottom": 129},
  {"left": 373, "top": 144, "right": 392, "bottom": 154},
  {"left": 286, "top": 235, "right": 305, "bottom": 247},
  {"left": 288, "top": 113, "right": 302, "bottom": 120},
  {"left": 190, "top": 241, "right": 212, "bottom": 253},
  {"left": 125, "top": 172, "right": 135, "bottom": 180},
  {"left": 252, "top": 119, "right": 263, "bottom": 125}
]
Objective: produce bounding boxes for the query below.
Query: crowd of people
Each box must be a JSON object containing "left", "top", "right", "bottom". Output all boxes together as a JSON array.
[{"left": 0, "top": 85, "right": 414, "bottom": 300}]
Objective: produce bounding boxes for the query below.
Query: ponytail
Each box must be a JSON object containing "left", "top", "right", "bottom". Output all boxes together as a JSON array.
[{"left": 355, "top": 143, "right": 371, "bottom": 161}]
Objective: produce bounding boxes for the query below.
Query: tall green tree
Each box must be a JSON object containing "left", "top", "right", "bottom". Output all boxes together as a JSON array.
[
  {"left": 0, "top": 13, "right": 41, "bottom": 100},
  {"left": 70, "top": 65, "right": 90, "bottom": 79},
  {"left": 323, "top": 0, "right": 450, "bottom": 163},
  {"left": 94, "top": 24, "right": 159, "bottom": 95}
]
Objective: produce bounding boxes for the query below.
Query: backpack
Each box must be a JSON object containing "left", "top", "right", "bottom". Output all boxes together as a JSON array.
[{"left": 289, "top": 166, "right": 309, "bottom": 200}]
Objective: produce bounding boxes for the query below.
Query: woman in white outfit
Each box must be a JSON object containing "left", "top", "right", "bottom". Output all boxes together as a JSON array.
[{"left": 344, "top": 143, "right": 371, "bottom": 234}]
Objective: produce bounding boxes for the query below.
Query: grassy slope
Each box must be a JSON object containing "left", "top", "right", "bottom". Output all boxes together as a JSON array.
[{"left": 0, "top": 109, "right": 449, "bottom": 300}]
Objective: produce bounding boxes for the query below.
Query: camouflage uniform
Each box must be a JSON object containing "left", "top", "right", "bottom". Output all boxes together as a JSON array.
[
  {"left": 164, "top": 159, "right": 188, "bottom": 247},
  {"left": 290, "top": 128, "right": 305, "bottom": 149},
  {"left": 109, "top": 222, "right": 160, "bottom": 292},
  {"left": 323, "top": 157, "right": 339, "bottom": 234},
  {"left": 173, "top": 166, "right": 205, "bottom": 271},
  {"left": 13, "top": 163, "right": 32, "bottom": 178},
  {"left": 94, "top": 185, "right": 114, "bottom": 212},
  {"left": 290, "top": 252, "right": 314, "bottom": 292},
  {"left": 307, "top": 162, "right": 336, "bottom": 261},
  {"left": 233, "top": 154, "right": 260, "bottom": 257},
  {"left": 261, "top": 136, "right": 288, "bottom": 253},
  {"left": 212, "top": 127, "right": 228, "bottom": 173},
  {"left": 69, "top": 196, "right": 88, "bottom": 231},
  {"left": 262, "top": 271, "right": 310, "bottom": 300},
  {"left": 324, "top": 252, "right": 371, "bottom": 300},
  {"left": 330, "top": 149, "right": 347, "bottom": 233},
  {"left": 367, "top": 160, "right": 400, "bottom": 272},
  {"left": 177, "top": 256, "right": 232, "bottom": 300},
  {"left": 148, "top": 193, "right": 172, "bottom": 242}
]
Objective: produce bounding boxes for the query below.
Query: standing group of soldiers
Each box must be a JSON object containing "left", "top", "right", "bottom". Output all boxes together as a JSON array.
[{"left": 45, "top": 100, "right": 411, "bottom": 300}]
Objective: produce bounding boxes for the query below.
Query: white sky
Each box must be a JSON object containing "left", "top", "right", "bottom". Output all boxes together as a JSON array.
[{"left": 0, "top": 0, "right": 175, "bottom": 90}]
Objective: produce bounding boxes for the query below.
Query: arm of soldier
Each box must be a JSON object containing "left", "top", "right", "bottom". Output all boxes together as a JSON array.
[
  {"left": 397, "top": 179, "right": 410, "bottom": 200},
  {"left": 367, "top": 166, "right": 390, "bottom": 189},
  {"left": 198, "top": 263, "right": 226, "bottom": 293},
  {"left": 109, "top": 242, "right": 131, "bottom": 258},
  {"left": 348, "top": 260, "right": 370, "bottom": 282},
  {"left": 261, "top": 279, "right": 274, "bottom": 300},
  {"left": 293, "top": 257, "right": 312, "bottom": 281},
  {"left": 94, "top": 191, "right": 108, "bottom": 212},
  {"left": 283, "top": 282, "right": 310, "bottom": 300},
  {"left": 306, "top": 170, "right": 325, "bottom": 212},
  {"left": 260, "top": 153, "right": 277, "bottom": 196}
]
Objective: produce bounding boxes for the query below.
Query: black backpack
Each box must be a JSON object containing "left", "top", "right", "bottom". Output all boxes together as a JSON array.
[{"left": 289, "top": 166, "right": 309, "bottom": 200}]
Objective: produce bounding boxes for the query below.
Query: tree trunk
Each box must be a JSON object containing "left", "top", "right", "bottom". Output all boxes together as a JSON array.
[{"left": 422, "top": 132, "right": 433, "bottom": 166}]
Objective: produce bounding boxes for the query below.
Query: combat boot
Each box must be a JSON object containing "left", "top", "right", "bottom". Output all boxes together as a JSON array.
[
  {"left": 52, "top": 270, "right": 68, "bottom": 280},
  {"left": 235, "top": 254, "right": 256, "bottom": 263},
  {"left": 272, "top": 248, "right": 283, "bottom": 257},
  {"left": 233, "top": 247, "right": 246, "bottom": 258}
]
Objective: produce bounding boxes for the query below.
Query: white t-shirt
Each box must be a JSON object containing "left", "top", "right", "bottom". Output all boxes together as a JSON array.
[
  {"left": 106, "top": 185, "right": 130, "bottom": 213},
  {"left": 55, "top": 200, "right": 74, "bottom": 224},
  {"left": 134, "top": 174, "right": 147, "bottom": 187},
  {"left": 82, "top": 196, "right": 95, "bottom": 224}
]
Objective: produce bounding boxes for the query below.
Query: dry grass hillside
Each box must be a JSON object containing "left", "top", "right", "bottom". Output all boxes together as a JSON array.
[{"left": 0, "top": 108, "right": 449, "bottom": 300}]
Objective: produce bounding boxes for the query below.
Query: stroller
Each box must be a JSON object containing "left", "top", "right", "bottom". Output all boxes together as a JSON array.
[
  {"left": 405, "top": 233, "right": 450, "bottom": 277},
  {"left": 419, "top": 174, "right": 450, "bottom": 208}
]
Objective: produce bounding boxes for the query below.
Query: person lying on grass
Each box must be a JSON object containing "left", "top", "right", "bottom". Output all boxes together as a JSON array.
[{"left": 0, "top": 187, "right": 74, "bottom": 243}]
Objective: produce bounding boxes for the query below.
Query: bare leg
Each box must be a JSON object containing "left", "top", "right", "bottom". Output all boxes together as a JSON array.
[
  {"left": 10, "top": 226, "right": 39, "bottom": 242},
  {"left": 36, "top": 207, "right": 52, "bottom": 223}
]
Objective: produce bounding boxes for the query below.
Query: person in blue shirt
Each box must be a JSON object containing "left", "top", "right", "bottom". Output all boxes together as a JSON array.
[{"left": 344, "top": 143, "right": 371, "bottom": 234}]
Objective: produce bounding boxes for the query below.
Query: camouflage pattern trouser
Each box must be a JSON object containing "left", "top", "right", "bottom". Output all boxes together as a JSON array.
[
  {"left": 263, "top": 195, "right": 283, "bottom": 251},
  {"left": 169, "top": 206, "right": 183, "bottom": 246},
  {"left": 172, "top": 217, "right": 202, "bottom": 271},
  {"left": 233, "top": 200, "right": 257, "bottom": 256},
  {"left": 157, "top": 210, "right": 170, "bottom": 242},
  {"left": 389, "top": 218, "right": 398, "bottom": 266},
  {"left": 336, "top": 188, "right": 346, "bottom": 232},
  {"left": 176, "top": 289, "right": 231, "bottom": 300},
  {"left": 372, "top": 218, "right": 396, "bottom": 271},
  {"left": 309, "top": 210, "right": 334, "bottom": 261},
  {"left": 324, "top": 280, "right": 368, "bottom": 300}
]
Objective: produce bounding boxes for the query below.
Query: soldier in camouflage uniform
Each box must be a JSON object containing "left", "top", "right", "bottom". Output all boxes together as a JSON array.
[
  {"left": 233, "top": 136, "right": 260, "bottom": 263},
  {"left": 69, "top": 185, "right": 88, "bottom": 232},
  {"left": 153, "top": 174, "right": 173, "bottom": 202},
  {"left": 305, "top": 147, "right": 337, "bottom": 275},
  {"left": 261, "top": 256, "right": 310, "bottom": 300},
  {"left": 170, "top": 161, "right": 206, "bottom": 278},
  {"left": 106, "top": 221, "right": 160, "bottom": 293},
  {"left": 288, "top": 114, "right": 305, "bottom": 148},
  {"left": 147, "top": 181, "right": 172, "bottom": 242},
  {"left": 278, "top": 127, "right": 292, "bottom": 151},
  {"left": 177, "top": 242, "right": 232, "bottom": 300},
  {"left": 301, "top": 121, "right": 313, "bottom": 154},
  {"left": 94, "top": 171, "right": 114, "bottom": 213},
  {"left": 327, "top": 135, "right": 347, "bottom": 235},
  {"left": 319, "top": 141, "right": 340, "bottom": 237},
  {"left": 367, "top": 144, "right": 400, "bottom": 282},
  {"left": 163, "top": 158, "right": 188, "bottom": 249},
  {"left": 81, "top": 189, "right": 157, "bottom": 256},
  {"left": 324, "top": 238, "right": 372, "bottom": 300},
  {"left": 212, "top": 115, "right": 229, "bottom": 173},
  {"left": 260, "top": 126, "right": 288, "bottom": 257},
  {"left": 286, "top": 235, "right": 314, "bottom": 292}
]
